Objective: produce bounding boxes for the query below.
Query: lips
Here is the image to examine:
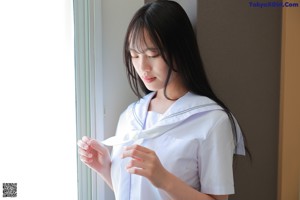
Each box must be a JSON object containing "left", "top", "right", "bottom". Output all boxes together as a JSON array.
[{"left": 143, "top": 76, "right": 156, "bottom": 83}]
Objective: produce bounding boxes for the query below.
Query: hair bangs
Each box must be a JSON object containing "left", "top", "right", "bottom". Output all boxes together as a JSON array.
[{"left": 127, "top": 19, "right": 148, "bottom": 54}]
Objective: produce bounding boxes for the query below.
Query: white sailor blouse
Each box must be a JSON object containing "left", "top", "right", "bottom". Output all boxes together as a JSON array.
[{"left": 102, "top": 92, "right": 245, "bottom": 200}]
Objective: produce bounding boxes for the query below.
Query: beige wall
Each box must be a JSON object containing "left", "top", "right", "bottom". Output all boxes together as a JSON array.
[
  {"left": 278, "top": 2, "right": 300, "bottom": 200},
  {"left": 197, "top": 1, "right": 281, "bottom": 200}
]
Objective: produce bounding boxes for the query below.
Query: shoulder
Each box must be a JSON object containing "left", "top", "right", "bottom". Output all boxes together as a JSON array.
[
  {"left": 162, "top": 92, "right": 224, "bottom": 124},
  {"left": 205, "top": 109, "right": 229, "bottom": 122},
  {"left": 207, "top": 110, "right": 231, "bottom": 134},
  {"left": 184, "top": 92, "right": 218, "bottom": 104},
  {"left": 193, "top": 109, "right": 231, "bottom": 136},
  {"left": 198, "top": 110, "right": 234, "bottom": 145},
  {"left": 184, "top": 92, "right": 230, "bottom": 126}
]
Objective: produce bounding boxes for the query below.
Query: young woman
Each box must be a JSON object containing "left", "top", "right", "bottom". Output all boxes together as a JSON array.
[{"left": 77, "top": 1, "right": 248, "bottom": 199}]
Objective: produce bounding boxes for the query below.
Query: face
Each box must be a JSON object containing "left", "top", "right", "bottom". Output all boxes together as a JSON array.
[{"left": 129, "top": 30, "right": 182, "bottom": 95}]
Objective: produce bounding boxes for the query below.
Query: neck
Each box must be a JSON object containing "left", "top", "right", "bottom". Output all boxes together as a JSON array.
[
  {"left": 149, "top": 88, "right": 187, "bottom": 114},
  {"left": 156, "top": 86, "right": 188, "bottom": 101}
]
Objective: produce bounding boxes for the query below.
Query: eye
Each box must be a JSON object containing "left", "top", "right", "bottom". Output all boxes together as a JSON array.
[
  {"left": 146, "top": 51, "right": 160, "bottom": 59},
  {"left": 131, "top": 54, "right": 139, "bottom": 58},
  {"left": 147, "top": 54, "right": 159, "bottom": 59},
  {"left": 129, "top": 51, "right": 139, "bottom": 58}
]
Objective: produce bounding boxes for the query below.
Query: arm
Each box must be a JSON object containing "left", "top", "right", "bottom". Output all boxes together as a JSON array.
[
  {"left": 77, "top": 136, "right": 113, "bottom": 190},
  {"left": 121, "top": 144, "right": 228, "bottom": 200}
]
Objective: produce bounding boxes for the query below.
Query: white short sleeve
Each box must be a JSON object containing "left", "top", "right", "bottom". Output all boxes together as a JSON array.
[{"left": 198, "top": 112, "right": 235, "bottom": 195}]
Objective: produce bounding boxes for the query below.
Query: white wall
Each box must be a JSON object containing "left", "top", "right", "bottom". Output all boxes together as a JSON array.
[
  {"left": 102, "top": 0, "right": 143, "bottom": 141},
  {"left": 101, "top": 1, "right": 143, "bottom": 199}
]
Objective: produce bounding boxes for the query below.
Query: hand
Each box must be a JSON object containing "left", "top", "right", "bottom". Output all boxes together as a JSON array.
[
  {"left": 77, "top": 136, "right": 111, "bottom": 176},
  {"left": 121, "top": 145, "right": 228, "bottom": 200},
  {"left": 121, "top": 144, "right": 170, "bottom": 189}
]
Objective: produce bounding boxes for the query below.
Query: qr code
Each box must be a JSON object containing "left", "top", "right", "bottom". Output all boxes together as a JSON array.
[{"left": 3, "top": 183, "right": 17, "bottom": 198}]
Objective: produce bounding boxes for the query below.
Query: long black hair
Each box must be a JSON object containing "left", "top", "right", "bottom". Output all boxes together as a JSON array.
[{"left": 123, "top": 0, "right": 251, "bottom": 158}]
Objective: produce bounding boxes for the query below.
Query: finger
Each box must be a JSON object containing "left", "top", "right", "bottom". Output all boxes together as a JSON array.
[
  {"left": 89, "top": 139, "right": 107, "bottom": 155},
  {"left": 77, "top": 140, "right": 89, "bottom": 150},
  {"left": 80, "top": 155, "right": 93, "bottom": 164},
  {"left": 124, "top": 144, "right": 153, "bottom": 154},
  {"left": 121, "top": 148, "right": 149, "bottom": 161},
  {"left": 126, "top": 158, "right": 146, "bottom": 169},
  {"left": 82, "top": 136, "right": 90, "bottom": 143},
  {"left": 126, "top": 167, "right": 146, "bottom": 177},
  {"left": 78, "top": 148, "right": 93, "bottom": 158}
]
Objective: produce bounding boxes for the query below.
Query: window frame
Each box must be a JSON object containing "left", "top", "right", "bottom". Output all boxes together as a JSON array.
[
  {"left": 73, "top": 0, "right": 105, "bottom": 200},
  {"left": 73, "top": 1, "right": 143, "bottom": 199}
]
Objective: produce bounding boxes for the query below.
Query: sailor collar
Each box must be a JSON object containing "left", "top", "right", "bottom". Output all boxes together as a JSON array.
[{"left": 102, "top": 91, "right": 245, "bottom": 155}]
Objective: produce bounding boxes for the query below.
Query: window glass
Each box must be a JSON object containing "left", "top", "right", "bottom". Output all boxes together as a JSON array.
[{"left": 0, "top": 1, "right": 77, "bottom": 199}]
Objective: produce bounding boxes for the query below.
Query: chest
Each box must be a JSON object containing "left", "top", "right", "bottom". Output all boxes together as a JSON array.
[
  {"left": 143, "top": 133, "right": 200, "bottom": 181},
  {"left": 111, "top": 115, "right": 213, "bottom": 188}
]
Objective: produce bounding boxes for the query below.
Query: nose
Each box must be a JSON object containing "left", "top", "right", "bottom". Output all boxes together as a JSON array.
[{"left": 137, "top": 55, "right": 151, "bottom": 72}]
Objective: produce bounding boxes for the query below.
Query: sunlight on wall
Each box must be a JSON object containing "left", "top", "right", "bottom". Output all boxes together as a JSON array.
[{"left": 0, "top": 1, "right": 77, "bottom": 199}]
